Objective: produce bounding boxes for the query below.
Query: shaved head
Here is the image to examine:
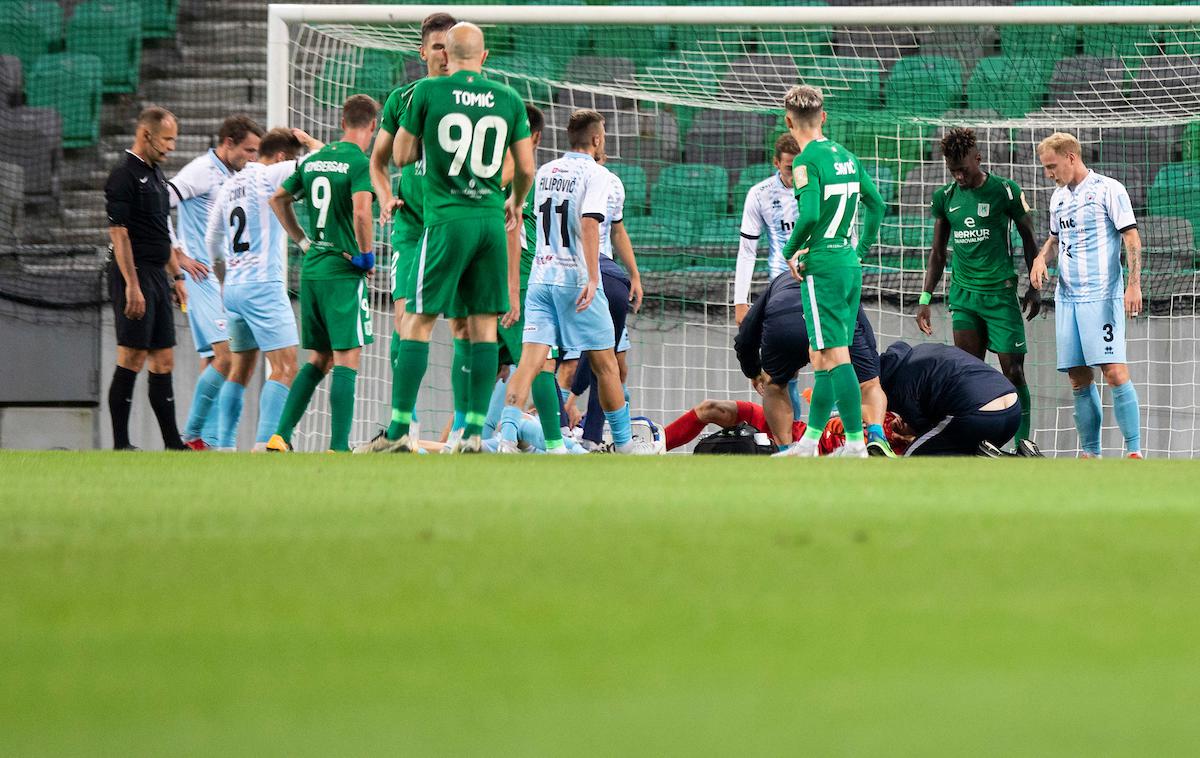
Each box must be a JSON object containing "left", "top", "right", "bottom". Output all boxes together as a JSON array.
[{"left": 446, "top": 22, "right": 485, "bottom": 62}]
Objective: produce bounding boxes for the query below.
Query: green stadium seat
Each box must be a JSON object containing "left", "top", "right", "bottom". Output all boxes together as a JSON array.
[
  {"left": 1082, "top": 22, "right": 1157, "bottom": 60},
  {"left": 1182, "top": 122, "right": 1200, "bottom": 163},
  {"left": 599, "top": 4, "right": 672, "bottom": 69},
  {"left": 651, "top": 163, "right": 728, "bottom": 234},
  {"left": 0, "top": 0, "right": 63, "bottom": 72},
  {"left": 967, "top": 56, "right": 1049, "bottom": 117},
  {"left": 625, "top": 215, "right": 694, "bottom": 250},
  {"left": 864, "top": 163, "right": 896, "bottom": 210},
  {"left": 885, "top": 55, "right": 964, "bottom": 116},
  {"left": 798, "top": 56, "right": 883, "bottom": 112},
  {"left": 732, "top": 164, "right": 777, "bottom": 210},
  {"left": 1000, "top": 1, "right": 1077, "bottom": 63},
  {"left": 138, "top": 0, "right": 179, "bottom": 39},
  {"left": 1148, "top": 162, "right": 1200, "bottom": 247},
  {"left": 67, "top": 0, "right": 142, "bottom": 94},
  {"left": 697, "top": 215, "right": 739, "bottom": 251},
  {"left": 839, "top": 116, "right": 932, "bottom": 173},
  {"left": 0, "top": 55, "right": 21, "bottom": 108},
  {"left": 26, "top": 53, "right": 103, "bottom": 148},
  {"left": 316, "top": 50, "right": 399, "bottom": 109},
  {"left": 607, "top": 163, "right": 649, "bottom": 218},
  {"left": 1140, "top": 215, "right": 1199, "bottom": 271}
]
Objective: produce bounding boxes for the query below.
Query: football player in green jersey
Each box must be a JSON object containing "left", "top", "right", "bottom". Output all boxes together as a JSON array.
[
  {"left": 266, "top": 94, "right": 379, "bottom": 452},
  {"left": 388, "top": 22, "right": 536, "bottom": 453},
  {"left": 915, "top": 127, "right": 1044, "bottom": 457},
  {"left": 776, "top": 84, "right": 885, "bottom": 458},
  {"left": 356, "top": 12, "right": 464, "bottom": 453}
]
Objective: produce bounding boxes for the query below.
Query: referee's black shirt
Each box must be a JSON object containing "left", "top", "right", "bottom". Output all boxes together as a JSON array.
[{"left": 105, "top": 150, "right": 172, "bottom": 267}]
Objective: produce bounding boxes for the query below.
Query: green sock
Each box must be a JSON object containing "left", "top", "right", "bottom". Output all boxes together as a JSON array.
[
  {"left": 451, "top": 338, "right": 471, "bottom": 427},
  {"left": 532, "top": 370, "right": 565, "bottom": 449},
  {"left": 801, "top": 370, "right": 833, "bottom": 443},
  {"left": 386, "top": 334, "right": 407, "bottom": 440},
  {"left": 275, "top": 362, "right": 323, "bottom": 445},
  {"left": 389, "top": 340, "right": 429, "bottom": 440},
  {"left": 830, "top": 363, "right": 864, "bottom": 444},
  {"left": 1015, "top": 383, "right": 1032, "bottom": 443},
  {"left": 465, "top": 341, "right": 499, "bottom": 439},
  {"left": 389, "top": 330, "right": 400, "bottom": 371},
  {"left": 329, "top": 365, "right": 357, "bottom": 452}
]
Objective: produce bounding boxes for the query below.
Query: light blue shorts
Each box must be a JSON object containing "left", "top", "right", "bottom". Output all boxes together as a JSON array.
[
  {"left": 562, "top": 327, "right": 628, "bottom": 362},
  {"left": 224, "top": 282, "right": 299, "bottom": 354},
  {"left": 1056, "top": 296, "right": 1126, "bottom": 370},
  {"left": 523, "top": 283, "right": 615, "bottom": 354},
  {"left": 183, "top": 272, "right": 229, "bottom": 357}
]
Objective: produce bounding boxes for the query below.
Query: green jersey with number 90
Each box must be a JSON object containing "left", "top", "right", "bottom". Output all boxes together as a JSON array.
[
  {"left": 399, "top": 70, "right": 530, "bottom": 227},
  {"left": 281, "top": 141, "right": 373, "bottom": 280}
]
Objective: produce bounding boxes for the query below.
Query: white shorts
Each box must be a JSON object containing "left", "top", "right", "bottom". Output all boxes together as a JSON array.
[
  {"left": 183, "top": 272, "right": 229, "bottom": 357},
  {"left": 1056, "top": 296, "right": 1126, "bottom": 370},
  {"left": 224, "top": 282, "right": 299, "bottom": 353},
  {"left": 524, "top": 283, "right": 615, "bottom": 354}
]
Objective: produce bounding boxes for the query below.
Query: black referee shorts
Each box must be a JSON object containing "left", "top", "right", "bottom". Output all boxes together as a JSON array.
[
  {"left": 110, "top": 262, "right": 176, "bottom": 350},
  {"left": 904, "top": 403, "right": 1021, "bottom": 457},
  {"left": 761, "top": 304, "right": 880, "bottom": 386}
]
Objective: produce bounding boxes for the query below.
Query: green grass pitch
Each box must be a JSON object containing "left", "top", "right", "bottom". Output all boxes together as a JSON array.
[{"left": 3, "top": 451, "right": 1200, "bottom": 756}]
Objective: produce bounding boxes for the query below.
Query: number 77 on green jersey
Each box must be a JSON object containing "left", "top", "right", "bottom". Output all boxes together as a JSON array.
[{"left": 399, "top": 70, "right": 531, "bottom": 227}]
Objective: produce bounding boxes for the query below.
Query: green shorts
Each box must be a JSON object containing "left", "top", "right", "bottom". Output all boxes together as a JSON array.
[
  {"left": 391, "top": 233, "right": 422, "bottom": 304},
  {"left": 801, "top": 265, "right": 862, "bottom": 350},
  {"left": 407, "top": 217, "right": 507, "bottom": 318},
  {"left": 300, "top": 276, "right": 373, "bottom": 353},
  {"left": 497, "top": 287, "right": 526, "bottom": 365},
  {"left": 949, "top": 282, "right": 1027, "bottom": 355}
]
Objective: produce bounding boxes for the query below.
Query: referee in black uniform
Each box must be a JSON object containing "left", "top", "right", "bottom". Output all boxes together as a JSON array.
[{"left": 105, "top": 106, "right": 195, "bottom": 450}]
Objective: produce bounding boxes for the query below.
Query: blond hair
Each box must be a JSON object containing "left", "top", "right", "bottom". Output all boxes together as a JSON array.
[
  {"left": 784, "top": 85, "right": 824, "bottom": 122},
  {"left": 1037, "top": 132, "right": 1081, "bottom": 158}
]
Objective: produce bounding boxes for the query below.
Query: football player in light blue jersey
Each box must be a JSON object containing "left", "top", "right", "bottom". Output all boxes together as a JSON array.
[
  {"left": 562, "top": 154, "right": 644, "bottom": 447},
  {"left": 1032, "top": 132, "right": 1144, "bottom": 458},
  {"left": 499, "top": 109, "right": 650, "bottom": 454},
  {"left": 734, "top": 133, "right": 800, "bottom": 326},
  {"left": 169, "top": 115, "right": 264, "bottom": 449},
  {"left": 733, "top": 133, "right": 805, "bottom": 428},
  {"left": 205, "top": 128, "right": 309, "bottom": 450}
]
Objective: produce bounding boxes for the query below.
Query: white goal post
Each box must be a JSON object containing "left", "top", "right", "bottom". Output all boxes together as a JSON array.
[{"left": 267, "top": 4, "right": 1200, "bottom": 456}]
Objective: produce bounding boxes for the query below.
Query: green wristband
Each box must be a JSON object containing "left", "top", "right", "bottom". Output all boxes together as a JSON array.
[{"left": 918, "top": 292, "right": 932, "bottom": 306}]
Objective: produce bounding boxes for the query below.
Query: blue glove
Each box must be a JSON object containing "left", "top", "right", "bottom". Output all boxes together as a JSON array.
[{"left": 347, "top": 251, "right": 375, "bottom": 271}]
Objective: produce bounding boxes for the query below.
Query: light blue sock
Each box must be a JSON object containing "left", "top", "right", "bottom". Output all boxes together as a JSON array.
[
  {"left": 1073, "top": 384, "right": 1103, "bottom": 456},
  {"left": 201, "top": 406, "right": 220, "bottom": 447},
  {"left": 788, "top": 378, "right": 804, "bottom": 421},
  {"left": 519, "top": 416, "right": 545, "bottom": 450},
  {"left": 216, "top": 381, "right": 245, "bottom": 449},
  {"left": 499, "top": 406, "right": 523, "bottom": 444},
  {"left": 452, "top": 410, "right": 466, "bottom": 432},
  {"left": 604, "top": 402, "right": 633, "bottom": 446},
  {"left": 483, "top": 376, "right": 509, "bottom": 438},
  {"left": 1111, "top": 380, "right": 1142, "bottom": 454},
  {"left": 184, "top": 365, "right": 225, "bottom": 441},
  {"left": 866, "top": 423, "right": 886, "bottom": 443},
  {"left": 623, "top": 384, "right": 631, "bottom": 406},
  {"left": 256, "top": 380, "right": 290, "bottom": 444}
]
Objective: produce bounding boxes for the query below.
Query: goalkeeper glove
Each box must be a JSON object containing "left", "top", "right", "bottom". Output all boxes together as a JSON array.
[{"left": 346, "top": 251, "right": 375, "bottom": 271}]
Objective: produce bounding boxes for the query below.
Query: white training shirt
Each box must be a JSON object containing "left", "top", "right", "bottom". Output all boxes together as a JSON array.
[
  {"left": 205, "top": 160, "right": 297, "bottom": 286},
  {"left": 1048, "top": 169, "right": 1137, "bottom": 302},
  {"left": 599, "top": 169, "right": 625, "bottom": 261},
  {"left": 734, "top": 171, "right": 797, "bottom": 305},
  {"left": 169, "top": 149, "right": 234, "bottom": 266},
  {"left": 529, "top": 151, "right": 610, "bottom": 288}
]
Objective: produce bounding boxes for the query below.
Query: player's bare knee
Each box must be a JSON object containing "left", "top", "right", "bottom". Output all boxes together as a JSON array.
[
  {"left": 147, "top": 348, "right": 174, "bottom": 374},
  {"left": 1067, "top": 367, "right": 1095, "bottom": 390},
  {"left": 401, "top": 313, "right": 436, "bottom": 342},
  {"left": 117, "top": 347, "right": 147, "bottom": 373},
  {"left": 450, "top": 317, "right": 469, "bottom": 340},
  {"left": 268, "top": 349, "right": 298, "bottom": 384},
  {"left": 1101, "top": 363, "right": 1129, "bottom": 386},
  {"left": 333, "top": 348, "right": 361, "bottom": 371}
]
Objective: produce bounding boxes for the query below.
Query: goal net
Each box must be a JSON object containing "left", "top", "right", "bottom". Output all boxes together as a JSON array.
[{"left": 271, "top": 4, "right": 1200, "bottom": 457}]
